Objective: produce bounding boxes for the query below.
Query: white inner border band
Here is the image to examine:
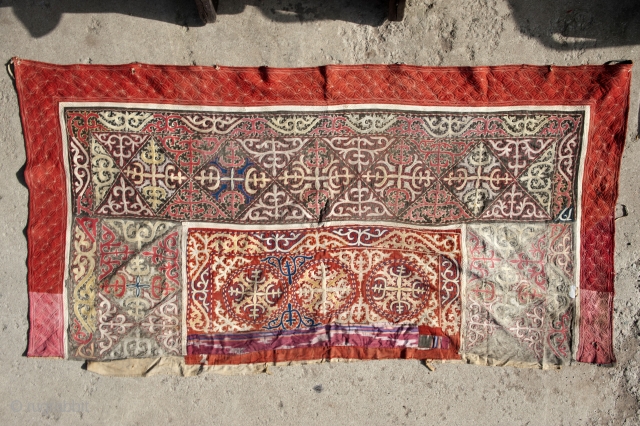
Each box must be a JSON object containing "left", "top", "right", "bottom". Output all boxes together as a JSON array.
[{"left": 58, "top": 102, "right": 590, "bottom": 361}]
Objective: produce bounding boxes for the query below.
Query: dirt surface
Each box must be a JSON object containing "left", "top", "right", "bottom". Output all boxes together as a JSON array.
[{"left": 0, "top": 0, "right": 639, "bottom": 424}]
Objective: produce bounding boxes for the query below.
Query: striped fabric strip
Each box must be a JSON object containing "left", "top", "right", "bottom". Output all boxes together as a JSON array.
[{"left": 187, "top": 325, "right": 449, "bottom": 355}]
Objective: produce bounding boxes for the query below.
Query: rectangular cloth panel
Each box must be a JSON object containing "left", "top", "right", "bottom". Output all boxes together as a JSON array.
[
  {"left": 14, "top": 59, "right": 631, "bottom": 367},
  {"left": 185, "top": 225, "right": 461, "bottom": 363}
]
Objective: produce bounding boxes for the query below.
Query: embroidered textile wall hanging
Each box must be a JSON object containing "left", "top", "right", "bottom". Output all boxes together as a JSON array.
[{"left": 14, "top": 59, "right": 631, "bottom": 369}]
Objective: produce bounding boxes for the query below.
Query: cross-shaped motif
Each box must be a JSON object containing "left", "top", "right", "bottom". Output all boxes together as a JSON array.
[
  {"left": 123, "top": 139, "right": 184, "bottom": 210},
  {"left": 363, "top": 153, "right": 435, "bottom": 213},
  {"left": 220, "top": 167, "right": 243, "bottom": 191},
  {"left": 470, "top": 280, "right": 497, "bottom": 303},
  {"left": 278, "top": 140, "right": 354, "bottom": 215},
  {"left": 263, "top": 139, "right": 288, "bottom": 175},
  {"left": 444, "top": 166, "right": 511, "bottom": 194},
  {"left": 304, "top": 140, "right": 330, "bottom": 169},
  {"left": 354, "top": 256, "right": 368, "bottom": 276},
  {"left": 126, "top": 276, "right": 150, "bottom": 297},
  {"left": 299, "top": 263, "right": 351, "bottom": 314},
  {"left": 279, "top": 164, "right": 354, "bottom": 190},
  {"left": 443, "top": 144, "right": 513, "bottom": 215},
  {"left": 228, "top": 269, "right": 282, "bottom": 320},
  {"left": 371, "top": 264, "right": 426, "bottom": 314},
  {"left": 210, "top": 159, "right": 253, "bottom": 207},
  {"left": 503, "top": 141, "right": 530, "bottom": 176}
]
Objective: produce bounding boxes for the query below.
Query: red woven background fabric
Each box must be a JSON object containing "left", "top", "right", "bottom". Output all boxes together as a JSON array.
[{"left": 13, "top": 59, "right": 631, "bottom": 364}]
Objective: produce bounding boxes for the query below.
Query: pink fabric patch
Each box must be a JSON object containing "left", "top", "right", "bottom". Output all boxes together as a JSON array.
[
  {"left": 28, "top": 292, "right": 64, "bottom": 357},
  {"left": 577, "top": 289, "right": 614, "bottom": 364}
]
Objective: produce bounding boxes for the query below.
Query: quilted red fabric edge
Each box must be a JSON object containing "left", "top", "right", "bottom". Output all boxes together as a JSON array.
[{"left": 13, "top": 58, "right": 631, "bottom": 363}]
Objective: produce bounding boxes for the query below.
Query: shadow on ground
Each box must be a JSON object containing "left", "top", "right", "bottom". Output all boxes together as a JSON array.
[
  {"left": 507, "top": 0, "right": 640, "bottom": 50},
  {"left": 2, "top": 0, "right": 639, "bottom": 47},
  {"left": 0, "top": 0, "right": 387, "bottom": 38}
]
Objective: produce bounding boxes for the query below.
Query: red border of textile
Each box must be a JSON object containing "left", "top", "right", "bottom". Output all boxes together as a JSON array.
[
  {"left": 13, "top": 59, "right": 631, "bottom": 364},
  {"left": 186, "top": 346, "right": 458, "bottom": 366}
]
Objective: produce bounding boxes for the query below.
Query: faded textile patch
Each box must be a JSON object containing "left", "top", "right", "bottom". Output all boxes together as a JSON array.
[
  {"left": 185, "top": 225, "right": 462, "bottom": 357},
  {"left": 67, "top": 218, "right": 182, "bottom": 361},
  {"left": 463, "top": 223, "right": 574, "bottom": 366}
]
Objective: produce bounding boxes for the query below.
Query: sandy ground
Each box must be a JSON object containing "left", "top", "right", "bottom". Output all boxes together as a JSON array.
[{"left": 0, "top": 0, "right": 639, "bottom": 424}]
